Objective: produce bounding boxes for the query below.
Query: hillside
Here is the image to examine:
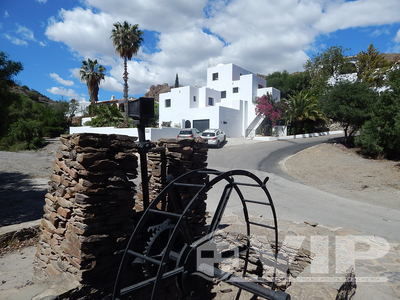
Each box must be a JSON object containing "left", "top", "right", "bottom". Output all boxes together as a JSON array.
[{"left": 9, "top": 83, "right": 56, "bottom": 105}]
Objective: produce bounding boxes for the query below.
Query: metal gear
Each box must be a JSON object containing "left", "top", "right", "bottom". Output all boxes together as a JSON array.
[{"left": 143, "top": 219, "right": 176, "bottom": 278}]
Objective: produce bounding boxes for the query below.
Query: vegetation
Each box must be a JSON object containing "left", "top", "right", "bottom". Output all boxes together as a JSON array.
[
  {"left": 356, "top": 44, "right": 391, "bottom": 87},
  {"left": 0, "top": 51, "right": 68, "bottom": 151},
  {"left": 265, "top": 71, "right": 311, "bottom": 99},
  {"left": 261, "top": 44, "right": 399, "bottom": 159},
  {"left": 320, "top": 81, "right": 375, "bottom": 144},
  {"left": 80, "top": 59, "right": 106, "bottom": 105},
  {"left": 85, "top": 104, "right": 127, "bottom": 127},
  {"left": 282, "top": 90, "right": 326, "bottom": 135},
  {"left": 356, "top": 69, "right": 400, "bottom": 159},
  {"left": 255, "top": 94, "right": 282, "bottom": 125},
  {"left": 111, "top": 21, "right": 144, "bottom": 119}
]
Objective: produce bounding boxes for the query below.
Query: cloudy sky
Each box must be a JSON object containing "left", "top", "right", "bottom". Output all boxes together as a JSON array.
[{"left": 1, "top": 0, "right": 400, "bottom": 102}]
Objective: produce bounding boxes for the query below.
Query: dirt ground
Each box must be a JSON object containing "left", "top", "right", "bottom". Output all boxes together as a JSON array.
[
  {"left": 0, "top": 139, "right": 60, "bottom": 226},
  {"left": 283, "top": 143, "right": 400, "bottom": 210}
]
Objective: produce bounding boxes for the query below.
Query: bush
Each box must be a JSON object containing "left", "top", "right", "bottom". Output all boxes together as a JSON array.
[
  {"left": 320, "top": 81, "right": 375, "bottom": 144},
  {"left": 356, "top": 91, "right": 400, "bottom": 159}
]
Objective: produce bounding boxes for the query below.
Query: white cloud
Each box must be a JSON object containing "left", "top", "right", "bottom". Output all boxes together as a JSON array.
[
  {"left": 45, "top": 0, "right": 400, "bottom": 95},
  {"left": 45, "top": 8, "right": 116, "bottom": 58},
  {"left": 50, "top": 73, "right": 74, "bottom": 86},
  {"left": 47, "top": 86, "right": 81, "bottom": 100},
  {"left": 315, "top": 0, "right": 400, "bottom": 33},
  {"left": 36, "top": 0, "right": 47, "bottom": 3},
  {"left": 101, "top": 76, "right": 123, "bottom": 92},
  {"left": 394, "top": 30, "right": 400, "bottom": 43},
  {"left": 4, "top": 34, "right": 28, "bottom": 46},
  {"left": 4, "top": 10, "right": 9, "bottom": 18},
  {"left": 16, "top": 24, "right": 35, "bottom": 41}
]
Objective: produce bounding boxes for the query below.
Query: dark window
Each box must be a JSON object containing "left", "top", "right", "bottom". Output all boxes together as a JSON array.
[
  {"left": 193, "top": 96, "right": 196, "bottom": 102},
  {"left": 165, "top": 99, "right": 171, "bottom": 107},
  {"left": 233, "top": 87, "right": 239, "bottom": 93},
  {"left": 179, "top": 130, "right": 193, "bottom": 134},
  {"left": 258, "top": 84, "right": 264, "bottom": 88},
  {"left": 202, "top": 132, "right": 215, "bottom": 137},
  {"left": 221, "top": 91, "right": 226, "bottom": 98},
  {"left": 212, "top": 72, "right": 218, "bottom": 80},
  {"left": 208, "top": 97, "right": 214, "bottom": 106}
]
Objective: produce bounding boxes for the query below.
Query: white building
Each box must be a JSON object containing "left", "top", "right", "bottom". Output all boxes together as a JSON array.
[{"left": 159, "top": 63, "right": 280, "bottom": 138}]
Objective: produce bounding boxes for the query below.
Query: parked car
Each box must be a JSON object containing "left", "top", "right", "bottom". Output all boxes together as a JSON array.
[
  {"left": 201, "top": 129, "right": 226, "bottom": 147},
  {"left": 177, "top": 128, "right": 201, "bottom": 140}
]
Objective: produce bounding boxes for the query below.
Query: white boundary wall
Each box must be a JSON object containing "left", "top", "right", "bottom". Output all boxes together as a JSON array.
[
  {"left": 253, "top": 130, "right": 344, "bottom": 141},
  {"left": 69, "top": 126, "right": 181, "bottom": 141}
]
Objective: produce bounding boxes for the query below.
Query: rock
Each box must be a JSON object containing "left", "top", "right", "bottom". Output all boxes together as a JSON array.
[{"left": 304, "top": 221, "right": 318, "bottom": 227}]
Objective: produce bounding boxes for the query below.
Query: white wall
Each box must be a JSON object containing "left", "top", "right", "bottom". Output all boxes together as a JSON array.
[
  {"left": 257, "top": 87, "right": 281, "bottom": 101},
  {"left": 69, "top": 126, "right": 181, "bottom": 141},
  {"left": 158, "top": 63, "right": 281, "bottom": 137},
  {"left": 219, "top": 106, "right": 242, "bottom": 137}
]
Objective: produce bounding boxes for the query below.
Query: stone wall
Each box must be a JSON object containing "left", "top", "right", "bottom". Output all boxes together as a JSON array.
[
  {"left": 34, "top": 133, "right": 138, "bottom": 289},
  {"left": 34, "top": 134, "right": 209, "bottom": 297},
  {"left": 152, "top": 138, "right": 209, "bottom": 237}
]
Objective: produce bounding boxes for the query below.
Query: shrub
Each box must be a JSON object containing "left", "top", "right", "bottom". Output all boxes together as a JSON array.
[
  {"left": 320, "top": 81, "right": 375, "bottom": 145},
  {"left": 356, "top": 91, "right": 400, "bottom": 159}
]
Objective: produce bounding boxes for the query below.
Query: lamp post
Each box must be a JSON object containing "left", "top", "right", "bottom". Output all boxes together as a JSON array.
[{"left": 127, "top": 97, "right": 154, "bottom": 209}]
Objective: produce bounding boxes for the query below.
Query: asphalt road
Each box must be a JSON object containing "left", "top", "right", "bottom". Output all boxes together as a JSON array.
[{"left": 206, "top": 135, "right": 400, "bottom": 242}]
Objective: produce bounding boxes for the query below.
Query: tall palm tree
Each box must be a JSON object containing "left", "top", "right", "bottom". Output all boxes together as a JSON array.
[
  {"left": 111, "top": 21, "right": 143, "bottom": 118},
  {"left": 80, "top": 58, "right": 106, "bottom": 104}
]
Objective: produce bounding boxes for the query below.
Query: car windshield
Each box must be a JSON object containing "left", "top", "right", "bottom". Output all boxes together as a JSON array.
[
  {"left": 202, "top": 132, "right": 215, "bottom": 137},
  {"left": 179, "top": 130, "right": 192, "bottom": 134}
]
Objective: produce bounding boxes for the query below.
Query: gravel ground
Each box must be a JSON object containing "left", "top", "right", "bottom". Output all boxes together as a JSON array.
[
  {"left": 0, "top": 139, "right": 60, "bottom": 226},
  {"left": 283, "top": 143, "right": 400, "bottom": 210}
]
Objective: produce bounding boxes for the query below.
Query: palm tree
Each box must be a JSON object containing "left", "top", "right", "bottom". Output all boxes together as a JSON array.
[
  {"left": 283, "top": 90, "right": 325, "bottom": 134},
  {"left": 80, "top": 59, "right": 106, "bottom": 104},
  {"left": 111, "top": 21, "right": 143, "bottom": 118}
]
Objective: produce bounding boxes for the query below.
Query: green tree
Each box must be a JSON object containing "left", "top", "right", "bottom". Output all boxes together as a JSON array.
[
  {"left": 174, "top": 73, "right": 180, "bottom": 88},
  {"left": 320, "top": 81, "right": 375, "bottom": 144},
  {"left": 282, "top": 90, "right": 325, "bottom": 134},
  {"left": 265, "top": 71, "right": 311, "bottom": 99},
  {"left": 80, "top": 59, "right": 106, "bottom": 104},
  {"left": 111, "top": 21, "right": 144, "bottom": 119},
  {"left": 356, "top": 69, "right": 400, "bottom": 158},
  {"left": 305, "top": 46, "right": 349, "bottom": 95},
  {"left": 86, "top": 104, "right": 125, "bottom": 127},
  {"left": 0, "top": 52, "right": 23, "bottom": 137},
  {"left": 0, "top": 51, "right": 23, "bottom": 84},
  {"left": 356, "top": 44, "right": 391, "bottom": 87}
]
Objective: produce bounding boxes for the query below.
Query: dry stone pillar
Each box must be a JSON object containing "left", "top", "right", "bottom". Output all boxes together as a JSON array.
[{"left": 34, "top": 133, "right": 138, "bottom": 293}]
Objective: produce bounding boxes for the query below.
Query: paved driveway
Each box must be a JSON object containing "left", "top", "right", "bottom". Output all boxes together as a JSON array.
[{"left": 206, "top": 135, "right": 400, "bottom": 242}]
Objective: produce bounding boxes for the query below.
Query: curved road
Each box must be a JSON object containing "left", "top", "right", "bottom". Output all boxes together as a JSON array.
[{"left": 207, "top": 135, "right": 400, "bottom": 242}]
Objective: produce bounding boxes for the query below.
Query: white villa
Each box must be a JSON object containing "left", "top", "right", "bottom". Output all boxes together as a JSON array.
[{"left": 159, "top": 63, "right": 281, "bottom": 138}]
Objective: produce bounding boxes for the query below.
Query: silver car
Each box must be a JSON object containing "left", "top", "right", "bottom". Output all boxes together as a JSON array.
[
  {"left": 201, "top": 129, "right": 226, "bottom": 147},
  {"left": 177, "top": 128, "right": 201, "bottom": 140}
]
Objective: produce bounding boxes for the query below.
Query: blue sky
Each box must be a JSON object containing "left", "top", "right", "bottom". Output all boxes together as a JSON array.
[{"left": 1, "top": 0, "right": 400, "bottom": 103}]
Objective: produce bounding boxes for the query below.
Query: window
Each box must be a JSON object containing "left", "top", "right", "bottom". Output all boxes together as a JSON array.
[
  {"left": 212, "top": 72, "right": 218, "bottom": 80},
  {"left": 221, "top": 91, "right": 226, "bottom": 98},
  {"left": 193, "top": 96, "right": 196, "bottom": 102},
  {"left": 208, "top": 97, "right": 214, "bottom": 106},
  {"left": 258, "top": 84, "right": 264, "bottom": 88},
  {"left": 165, "top": 99, "right": 171, "bottom": 107},
  {"left": 233, "top": 87, "right": 239, "bottom": 93}
]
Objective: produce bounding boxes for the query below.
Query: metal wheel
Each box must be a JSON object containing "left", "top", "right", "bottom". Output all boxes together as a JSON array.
[{"left": 113, "top": 168, "right": 290, "bottom": 300}]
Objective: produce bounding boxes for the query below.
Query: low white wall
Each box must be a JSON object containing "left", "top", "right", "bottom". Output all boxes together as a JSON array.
[
  {"left": 253, "top": 130, "right": 344, "bottom": 141},
  {"left": 69, "top": 126, "right": 181, "bottom": 141},
  {"left": 148, "top": 127, "right": 181, "bottom": 141}
]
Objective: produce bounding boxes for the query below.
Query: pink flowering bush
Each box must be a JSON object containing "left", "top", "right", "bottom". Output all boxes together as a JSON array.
[{"left": 255, "top": 94, "right": 282, "bottom": 125}]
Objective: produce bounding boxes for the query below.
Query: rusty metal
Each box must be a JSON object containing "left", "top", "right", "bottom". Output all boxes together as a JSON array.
[{"left": 113, "top": 168, "right": 290, "bottom": 300}]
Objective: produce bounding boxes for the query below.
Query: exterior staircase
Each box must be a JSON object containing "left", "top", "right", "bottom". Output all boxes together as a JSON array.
[{"left": 245, "top": 114, "right": 264, "bottom": 139}]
